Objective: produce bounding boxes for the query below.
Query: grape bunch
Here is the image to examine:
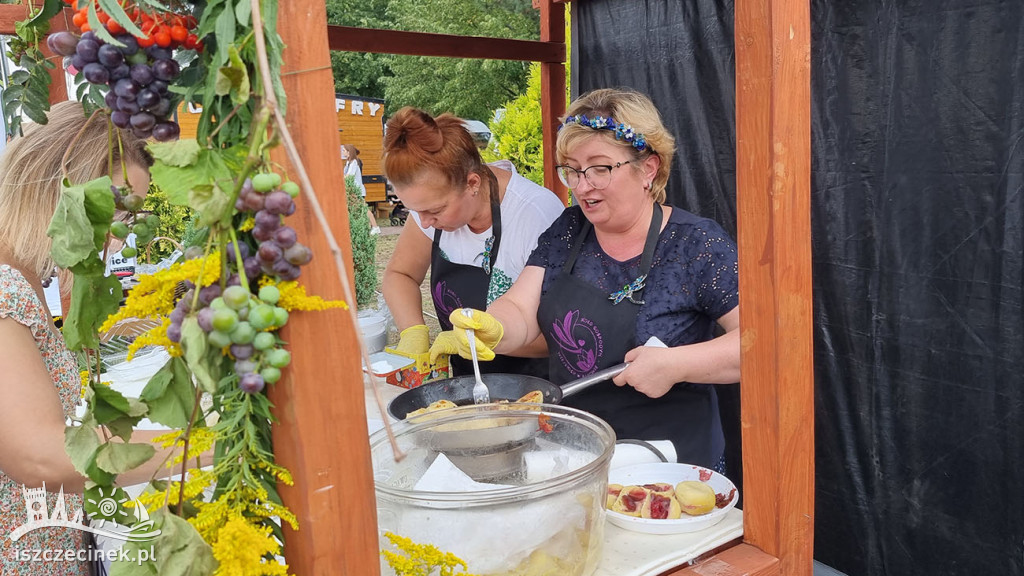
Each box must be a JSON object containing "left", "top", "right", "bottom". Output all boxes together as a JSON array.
[
  {"left": 107, "top": 185, "right": 159, "bottom": 256},
  {"left": 167, "top": 283, "right": 292, "bottom": 394},
  {"left": 234, "top": 173, "right": 312, "bottom": 282},
  {"left": 48, "top": 30, "right": 182, "bottom": 141}
]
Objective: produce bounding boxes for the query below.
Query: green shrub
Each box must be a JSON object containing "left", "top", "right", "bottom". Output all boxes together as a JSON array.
[
  {"left": 482, "top": 64, "right": 544, "bottom": 185},
  {"left": 142, "top": 184, "right": 193, "bottom": 261},
  {"left": 346, "top": 175, "right": 378, "bottom": 306}
]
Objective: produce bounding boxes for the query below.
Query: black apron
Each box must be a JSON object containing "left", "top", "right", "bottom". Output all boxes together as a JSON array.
[
  {"left": 536, "top": 204, "right": 723, "bottom": 468},
  {"left": 429, "top": 184, "right": 549, "bottom": 379}
]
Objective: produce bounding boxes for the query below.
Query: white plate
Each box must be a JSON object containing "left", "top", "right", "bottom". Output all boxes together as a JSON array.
[{"left": 606, "top": 462, "right": 738, "bottom": 534}]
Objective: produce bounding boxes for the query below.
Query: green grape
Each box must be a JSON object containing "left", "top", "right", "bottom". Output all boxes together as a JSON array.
[
  {"left": 269, "top": 172, "right": 282, "bottom": 188},
  {"left": 145, "top": 214, "right": 161, "bottom": 230},
  {"left": 281, "top": 181, "right": 300, "bottom": 198},
  {"left": 230, "top": 321, "right": 256, "bottom": 345},
  {"left": 222, "top": 285, "right": 250, "bottom": 310},
  {"left": 120, "top": 246, "right": 137, "bottom": 258},
  {"left": 260, "top": 367, "right": 282, "bottom": 384},
  {"left": 132, "top": 222, "right": 151, "bottom": 239},
  {"left": 248, "top": 304, "right": 276, "bottom": 331},
  {"left": 210, "top": 297, "right": 229, "bottom": 311},
  {"left": 122, "top": 194, "right": 145, "bottom": 212},
  {"left": 208, "top": 330, "right": 232, "bottom": 348},
  {"left": 258, "top": 285, "right": 280, "bottom": 305},
  {"left": 273, "top": 307, "right": 289, "bottom": 328},
  {"left": 253, "top": 332, "right": 276, "bottom": 351},
  {"left": 212, "top": 308, "right": 239, "bottom": 333},
  {"left": 110, "top": 221, "right": 130, "bottom": 239},
  {"left": 252, "top": 173, "right": 275, "bottom": 193},
  {"left": 266, "top": 348, "right": 291, "bottom": 369}
]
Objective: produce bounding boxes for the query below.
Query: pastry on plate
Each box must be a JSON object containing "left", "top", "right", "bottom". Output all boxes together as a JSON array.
[
  {"left": 606, "top": 483, "right": 623, "bottom": 509},
  {"left": 610, "top": 485, "right": 648, "bottom": 517},
  {"left": 640, "top": 491, "right": 682, "bottom": 519}
]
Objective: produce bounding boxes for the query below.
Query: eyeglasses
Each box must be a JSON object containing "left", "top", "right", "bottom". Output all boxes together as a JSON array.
[{"left": 555, "top": 160, "right": 633, "bottom": 190}]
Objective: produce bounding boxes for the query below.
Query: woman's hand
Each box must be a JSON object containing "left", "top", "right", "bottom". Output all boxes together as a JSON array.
[
  {"left": 612, "top": 346, "right": 681, "bottom": 398},
  {"left": 394, "top": 324, "right": 430, "bottom": 355},
  {"left": 428, "top": 308, "right": 504, "bottom": 363}
]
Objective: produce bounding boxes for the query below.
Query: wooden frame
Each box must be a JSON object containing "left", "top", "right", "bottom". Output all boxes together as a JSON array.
[{"left": 0, "top": 0, "right": 813, "bottom": 573}]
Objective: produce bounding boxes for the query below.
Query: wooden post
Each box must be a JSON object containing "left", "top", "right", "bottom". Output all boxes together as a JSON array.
[
  {"left": 270, "top": 2, "right": 380, "bottom": 574},
  {"left": 735, "top": 0, "right": 815, "bottom": 573},
  {"left": 0, "top": 6, "right": 72, "bottom": 104},
  {"left": 539, "top": 0, "right": 568, "bottom": 203}
]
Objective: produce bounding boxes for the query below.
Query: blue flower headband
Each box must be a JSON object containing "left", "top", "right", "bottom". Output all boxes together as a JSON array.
[{"left": 559, "top": 114, "right": 650, "bottom": 153}]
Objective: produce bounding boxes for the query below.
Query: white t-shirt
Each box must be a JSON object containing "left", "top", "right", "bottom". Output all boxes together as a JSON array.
[
  {"left": 411, "top": 160, "right": 565, "bottom": 304},
  {"left": 345, "top": 160, "right": 366, "bottom": 197}
]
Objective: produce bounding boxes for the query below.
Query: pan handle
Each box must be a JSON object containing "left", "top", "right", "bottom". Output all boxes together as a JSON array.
[{"left": 561, "top": 362, "right": 629, "bottom": 398}]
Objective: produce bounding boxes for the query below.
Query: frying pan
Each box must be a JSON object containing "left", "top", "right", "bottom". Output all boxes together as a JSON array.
[{"left": 387, "top": 362, "right": 628, "bottom": 420}]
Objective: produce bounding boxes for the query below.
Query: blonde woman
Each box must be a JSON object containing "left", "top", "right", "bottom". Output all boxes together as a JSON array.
[
  {"left": 0, "top": 101, "right": 158, "bottom": 574},
  {"left": 431, "top": 89, "right": 740, "bottom": 471}
]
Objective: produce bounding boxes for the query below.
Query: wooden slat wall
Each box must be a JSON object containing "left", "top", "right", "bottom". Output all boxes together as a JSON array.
[
  {"left": 735, "top": 0, "right": 815, "bottom": 573},
  {"left": 270, "top": 2, "right": 380, "bottom": 574}
]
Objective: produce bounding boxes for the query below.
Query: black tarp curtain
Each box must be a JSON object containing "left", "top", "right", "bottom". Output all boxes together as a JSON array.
[{"left": 574, "top": 1, "right": 1024, "bottom": 575}]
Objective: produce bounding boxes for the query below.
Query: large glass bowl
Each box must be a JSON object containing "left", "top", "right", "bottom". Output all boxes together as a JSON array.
[{"left": 371, "top": 404, "right": 615, "bottom": 576}]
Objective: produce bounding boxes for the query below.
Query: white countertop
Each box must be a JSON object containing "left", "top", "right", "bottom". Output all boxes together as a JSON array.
[{"left": 363, "top": 377, "right": 744, "bottom": 576}]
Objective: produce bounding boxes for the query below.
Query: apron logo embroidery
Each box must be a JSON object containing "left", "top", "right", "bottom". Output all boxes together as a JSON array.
[
  {"left": 432, "top": 281, "right": 462, "bottom": 317},
  {"left": 609, "top": 274, "right": 648, "bottom": 305},
  {"left": 550, "top": 310, "right": 604, "bottom": 377}
]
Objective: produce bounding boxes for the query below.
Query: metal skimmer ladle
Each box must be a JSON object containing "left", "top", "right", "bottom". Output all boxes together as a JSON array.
[{"left": 462, "top": 308, "right": 491, "bottom": 404}]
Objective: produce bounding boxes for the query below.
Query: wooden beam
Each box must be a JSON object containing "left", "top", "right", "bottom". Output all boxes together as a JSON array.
[
  {"left": 271, "top": 2, "right": 380, "bottom": 575},
  {"left": 327, "top": 25, "right": 564, "bottom": 62},
  {"left": 735, "top": 0, "right": 814, "bottom": 574},
  {"left": 661, "top": 544, "right": 781, "bottom": 576},
  {"left": 538, "top": 0, "right": 568, "bottom": 202}
]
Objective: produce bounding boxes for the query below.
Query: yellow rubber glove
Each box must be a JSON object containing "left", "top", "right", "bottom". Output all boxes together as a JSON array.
[
  {"left": 394, "top": 324, "right": 430, "bottom": 356},
  {"left": 428, "top": 308, "right": 504, "bottom": 364}
]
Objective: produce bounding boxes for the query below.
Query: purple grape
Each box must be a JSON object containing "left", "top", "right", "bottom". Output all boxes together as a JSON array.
[
  {"left": 169, "top": 306, "right": 186, "bottom": 325},
  {"left": 82, "top": 63, "right": 109, "bottom": 84},
  {"left": 198, "top": 284, "right": 222, "bottom": 306},
  {"left": 284, "top": 199, "right": 296, "bottom": 216},
  {"left": 240, "top": 178, "right": 254, "bottom": 196},
  {"left": 230, "top": 344, "right": 254, "bottom": 360},
  {"left": 239, "top": 373, "right": 265, "bottom": 394},
  {"left": 149, "top": 99, "right": 172, "bottom": 118},
  {"left": 47, "top": 32, "right": 79, "bottom": 57},
  {"left": 225, "top": 241, "right": 250, "bottom": 263},
  {"left": 75, "top": 39, "right": 99, "bottom": 62},
  {"left": 167, "top": 323, "right": 182, "bottom": 343},
  {"left": 117, "top": 35, "right": 139, "bottom": 56},
  {"left": 97, "top": 44, "right": 124, "bottom": 67},
  {"left": 263, "top": 191, "right": 292, "bottom": 216},
  {"left": 111, "top": 111, "right": 131, "bottom": 129},
  {"left": 104, "top": 90, "right": 119, "bottom": 109},
  {"left": 273, "top": 259, "right": 300, "bottom": 280},
  {"left": 81, "top": 31, "right": 98, "bottom": 44},
  {"left": 273, "top": 226, "right": 297, "bottom": 248},
  {"left": 137, "top": 89, "right": 160, "bottom": 109},
  {"left": 254, "top": 210, "right": 280, "bottom": 230},
  {"left": 243, "top": 192, "right": 265, "bottom": 212},
  {"left": 130, "top": 112, "right": 156, "bottom": 131},
  {"left": 149, "top": 79, "right": 169, "bottom": 94},
  {"left": 132, "top": 127, "right": 152, "bottom": 139},
  {"left": 251, "top": 225, "right": 274, "bottom": 242},
  {"left": 70, "top": 54, "right": 87, "bottom": 72},
  {"left": 152, "top": 59, "right": 180, "bottom": 81},
  {"left": 234, "top": 196, "right": 247, "bottom": 212},
  {"left": 243, "top": 257, "right": 261, "bottom": 280},
  {"left": 284, "top": 243, "right": 313, "bottom": 266},
  {"left": 258, "top": 241, "right": 283, "bottom": 263},
  {"left": 130, "top": 64, "right": 153, "bottom": 86},
  {"left": 146, "top": 47, "right": 173, "bottom": 61},
  {"left": 197, "top": 307, "right": 215, "bottom": 332},
  {"left": 109, "top": 63, "right": 130, "bottom": 81},
  {"left": 226, "top": 274, "right": 241, "bottom": 287},
  {"left": 117, "top": 97, "right": 140, "bottom": 115},
  {"left": 234, "top": 359, "right": 258, "bottom": 375},
  {"left": 113, "top": 78, "right": 139, "bottom": 99}
]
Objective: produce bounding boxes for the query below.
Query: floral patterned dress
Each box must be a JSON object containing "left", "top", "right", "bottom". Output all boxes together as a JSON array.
[{"left": 0, "top": 265, "right": 88, "bottom": 575}]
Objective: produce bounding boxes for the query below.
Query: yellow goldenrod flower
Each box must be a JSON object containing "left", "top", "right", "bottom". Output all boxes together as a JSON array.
[
  {"left": 238, "top": 216, "right": 255, "bottom": 232},
  {"left": 211, "top": 515, "right": 291, "bottom": 576},
  {"left": 126, "top": 317, "right": 181, "bottom": 361},
  {"left": 257, "top": 278, "right": 347, "bottom": 312},
  {"left": 381, "top": 532, "right": 475, "bottom": 576}
]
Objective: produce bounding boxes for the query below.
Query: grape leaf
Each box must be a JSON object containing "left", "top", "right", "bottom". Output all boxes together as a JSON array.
[
  {"left": 181, "top": 317, "right": 218, "bottom": 394},
  {"left": 152, "top": 510, "right": 216, "bottom": 576},
  {"left": 191, "top": 183, "right": 232, "bottom": 227},
  {"left": 95, "top": 441, "right": 156, "bottom": 475},
  {"left": 141, "top": 357, "right": 196, "bottom": 429},
  {"left": 65, "top": 423, "right": 102, "bottom": 478},
  {"left": 47, "top": 177, "right": 114, "bottom": 270},
  {"left": 62, "top": 274, "right": 122, "bottom": 350},
  {"left": 215, "top": 45, "right": 250, "bottom": 107},
  {"left": 149, "top": 147, "right": 233, "bottom": 206},
  {"left": 147, "top": 139, "right": 202, "bottom": 168}
]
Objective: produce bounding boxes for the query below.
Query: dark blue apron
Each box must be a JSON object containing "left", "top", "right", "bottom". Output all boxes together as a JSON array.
[
  {"left": 536, "top": 204, "right": 723, "bottom": 467},
  {"left": 430, "top": 182, "right": 549, "bottom": 379}
]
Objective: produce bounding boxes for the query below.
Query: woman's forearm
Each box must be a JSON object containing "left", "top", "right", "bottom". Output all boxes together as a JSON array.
[{"left": 382, "top": 270, "right": 427, "bottom": 330}]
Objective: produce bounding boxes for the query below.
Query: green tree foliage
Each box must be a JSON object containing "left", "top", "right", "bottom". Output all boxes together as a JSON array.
[
  {"left": 382, "top": 0, "right": 538, "bottom": 120},
  {"left": 142, "top": 185, "right": 193, "bottom": 262},
  {"left": 325, "top": 0, "right": 391, "bottom": 99},
  {"left": 346, "top": 175, "right": 378, "bottom": 306},
  {"left": 482, "top": 63, "right": 543, "bottom": 185}
]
